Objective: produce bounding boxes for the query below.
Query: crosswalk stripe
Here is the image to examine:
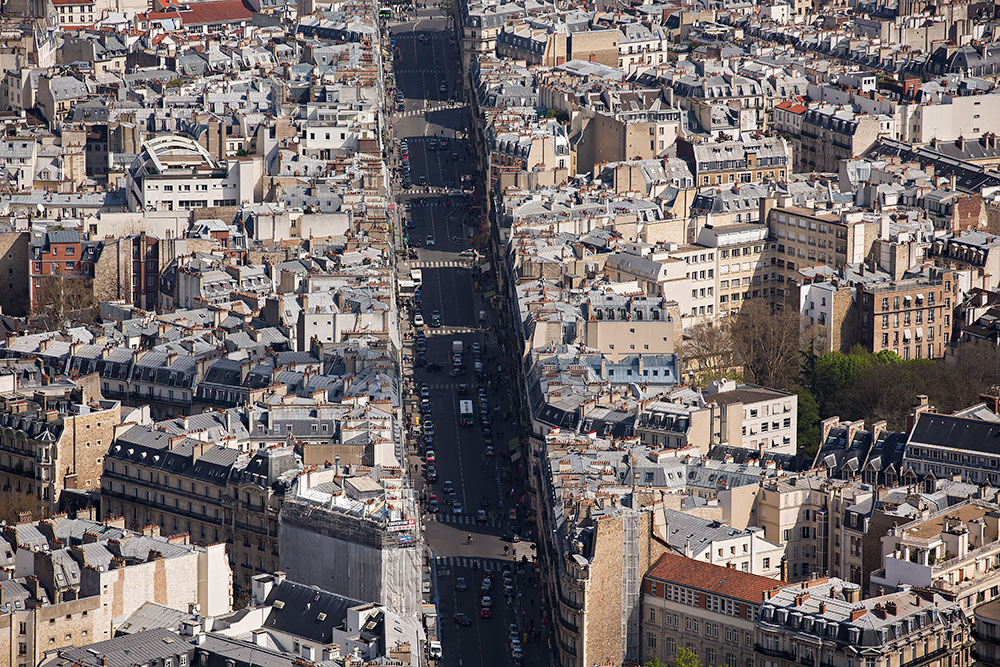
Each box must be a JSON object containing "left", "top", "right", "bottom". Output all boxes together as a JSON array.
[{"left": 434, "top": 556, "right": 509, "bottom": 570}]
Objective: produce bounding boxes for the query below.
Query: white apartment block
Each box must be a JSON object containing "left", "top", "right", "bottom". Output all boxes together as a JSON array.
[{"left": 126, "top": 136, "right": 261, "bottom": 212}]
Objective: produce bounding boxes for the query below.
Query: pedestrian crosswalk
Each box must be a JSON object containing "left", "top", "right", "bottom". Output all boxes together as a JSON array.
[
  {"left": 435, "top": 555, "right": 510, "bottom": 571},
  {"left": 393, "top": 103, "right": 467, "bottom": 119},
  {"left": 422, "top": 326, "right": 477, "bottom": 335},
  {"left": 428, "top": 513, "right": 502, "bottom": 528},
  {"left": 392, "top": 68, "right": 449, "bottom": 75},
  {"left": 408, "top": 259, "right": 474, "bottom": 269}
]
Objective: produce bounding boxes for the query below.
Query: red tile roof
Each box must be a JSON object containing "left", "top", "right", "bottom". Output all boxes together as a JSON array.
[
  {"left": 645, "top": 552, "right": 781, "bottom": 603},
  {"left": 177, "top": 0, "right": 254, "bottom": 25},
  {"left": 775, "top": 100, "right": 808, "bottom": 114}
]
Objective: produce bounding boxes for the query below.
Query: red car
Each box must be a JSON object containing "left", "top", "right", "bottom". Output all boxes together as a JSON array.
[{"left": 480, "top": 607, "right": 492, "bottom": 619}]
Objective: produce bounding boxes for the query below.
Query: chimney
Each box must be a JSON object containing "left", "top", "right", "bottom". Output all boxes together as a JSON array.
[
  {"left": 850, "top": 607, "right": 867, "bottom": 621},
  {"left": 819, "top": 602, "right": 826, "bottom": 614}
]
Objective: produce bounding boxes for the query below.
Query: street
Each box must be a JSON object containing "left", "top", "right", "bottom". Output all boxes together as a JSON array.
[{"left": 385, "top": 5, "right": 548, "bottom": 667}]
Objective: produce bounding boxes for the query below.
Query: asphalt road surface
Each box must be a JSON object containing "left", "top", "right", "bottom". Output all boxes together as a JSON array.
[{"left": 386, "top": 6, "right": 549, "bottom": 667}]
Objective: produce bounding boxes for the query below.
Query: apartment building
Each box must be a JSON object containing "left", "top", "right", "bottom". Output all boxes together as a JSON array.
[
  {"left": 754, "top": 476, "right": 871, "bottom": 581},
  {"left": 799, "top": 278, "right": 857, "bottom": 352},
  {"left": 855, "top": 268, "right": 957, "bottom": 359},
  {"left": 125, "top": 135, "right": 260, "bottom": 212},
  {"left": 975, "top": 599, "right": 1000, "bottom": 667},
  {"left": 101, "top": 416, "right": 300, "bottom": 591},
  {"left": 696, "top": 223, "right": 768, "bottom": 317},
  {"left": 0, "top": 390, "right": 119, "bottom": 518},
  {"left": 904, "top": 408, "right": 1000, "bottom": 487},
  {"left": 757, "top": 577, "right": 972, "bottom": 667},
  {"left": 0, "top": 515, "right": 231, "bottom": 667},
  {"left": 669, "top": 244, "right": 717, "bottom": 326},
  {"left": 798, "top": 106, "right": 892, "bottom": 172},
  {"left": 677, "top": 137, "right": 791, "bottom": 188},
  {"left": 870, "top": 500, "right": 1000, "bottom": 612},
  {"left": 764, "top": 204, "right": 880, "bottom": 302},
  {"left": 640, "top": 552, "right": 778, "bottom": 667},
  {"left": 703, "top": 379, "right": 798, "bottom": 455},
  {"left": 658, "top": 509, "right": 785, "bottom": 577}
]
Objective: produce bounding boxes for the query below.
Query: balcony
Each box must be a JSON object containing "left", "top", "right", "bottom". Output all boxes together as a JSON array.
[
  {"left": 901, "top": 647, "right": 951, "bottom": 667},
  {"left": 756, "top": 644, "right": 796, "bottom": 661},
  {"left": 557, "top": 613, "right": 579, "bottom": 633},
  {"left": 558, "top": 640, "right": 577, "bottom": 657},
  {"left": 557, "top": 592, "right": 583, "bottom": 611}
]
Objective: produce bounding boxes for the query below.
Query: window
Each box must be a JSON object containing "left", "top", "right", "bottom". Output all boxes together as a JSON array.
[
  {"left": 649, "top": 607, "right": 656, "bottom": 621},
  {"left": 763, "top": 557, "right": 770, "bottom": 569},
  {"left": 647, "top": 634, "right": 657, "bottom": 649}
]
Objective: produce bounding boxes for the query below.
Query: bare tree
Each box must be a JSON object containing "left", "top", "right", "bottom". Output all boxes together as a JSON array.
[
  {"left": 32, "top": 267, "right": 98, "bottom": 329},
  {"left": 679, "top": 319, "right": 738, "bottom": 385},
  {"left": 729, "top": 300, "right": 803, "bottom": 390}
]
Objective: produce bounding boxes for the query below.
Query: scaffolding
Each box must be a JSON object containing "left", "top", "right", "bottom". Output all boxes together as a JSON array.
[{"left": 621, "top": 511, "right": 640, "bottom": 664}]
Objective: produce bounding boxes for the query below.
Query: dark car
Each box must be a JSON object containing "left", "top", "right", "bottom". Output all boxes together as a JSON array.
[
  {"left": 426, "top": 362, "right": 443, "bottom": 373},
  {"left": 454, "top": 612, "right": 472, "bottom": 626},
  {"left": 457, "top": 383, "right": 469, "bottom": 395}
]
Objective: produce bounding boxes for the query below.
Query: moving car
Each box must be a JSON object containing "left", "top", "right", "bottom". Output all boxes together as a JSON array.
[
  {"left": 454, "top": 612, "right": 472, "bottom": 626},
  {"left": 455, "top": 577, "right": 467, "bottom": 591},
  {"left": 425, "top": 235, "right": 435, "bottom": 246},
  {"left": 453, "top": 501, "right": 463, "bottom": 515},
  {"left": 476, "top": 509, "right": 488, "bottom": 524}
]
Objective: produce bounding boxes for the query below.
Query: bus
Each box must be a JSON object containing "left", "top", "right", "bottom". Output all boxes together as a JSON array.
[{"left": 459, "top": 400, "right": 474, "bottom": 427}]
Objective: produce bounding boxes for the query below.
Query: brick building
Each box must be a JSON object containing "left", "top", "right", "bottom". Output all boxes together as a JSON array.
[
  {"left": 640, "top": 552, "right": 779, "bottom": 667},
  {"left": 855, "top": 268, "right": 957, "bottom": 360}
]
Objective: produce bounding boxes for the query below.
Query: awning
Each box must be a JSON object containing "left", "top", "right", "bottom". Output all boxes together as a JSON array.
[
  {"left": 903, "top": 329, "right": 912, "bottom": 341},
  {"left": 510, "top": 451, "right": 521, "bottom": 463},
  {"left": 508, "top": 436, "right": 520, "bottom": 453}
]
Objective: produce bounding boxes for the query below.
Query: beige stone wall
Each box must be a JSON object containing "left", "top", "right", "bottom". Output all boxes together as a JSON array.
[
  {"left": 92, "top": 238, "right": 134, "bottom": 305},
  {"left": 581, "top": 320, "right": 677, "bottom": 361},
  {"left": 27, "top": 596, "right": 103, "bottom": 665},
  {"left": 569, "top": 30, "right": 619, "bottom": 67},
  {"left": 58, "top": 402, "right": 120, "bottom": 501}
]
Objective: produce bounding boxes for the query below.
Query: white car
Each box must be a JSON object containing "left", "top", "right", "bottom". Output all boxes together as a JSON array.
[
  {"left": 426, "top": 235, "right": 436, "bottom": 246},
  {"left": 459, "top": 249, "right": 476, "bottom": 257},
  {"left": 413, "top": 313, "right": 425, "bottom": 326},
  {"left": 429, "top": 640, "right": 443, "bottom": 659}
]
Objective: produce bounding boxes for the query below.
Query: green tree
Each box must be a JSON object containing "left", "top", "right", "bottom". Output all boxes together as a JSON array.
[
  {"left": 644, "top": 659, "right": 670, "bottom": 667},
  {"left": 796, "top": 388, "right": 821, "bottom": 459},
  {"left": 674, "top": 647, "right": 703, "bottom": 667}
]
